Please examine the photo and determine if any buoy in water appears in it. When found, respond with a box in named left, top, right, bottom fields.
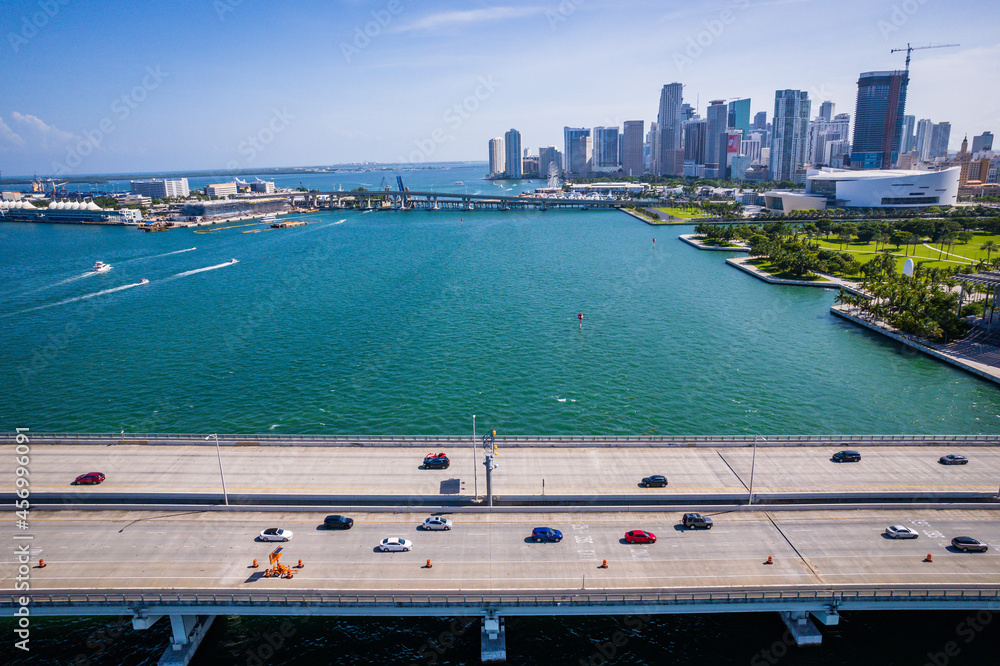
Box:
left=578, top=313, right=583, bottom=321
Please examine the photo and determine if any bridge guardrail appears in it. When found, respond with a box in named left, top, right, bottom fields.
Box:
left=6, top=587, right=999, bottom=611
left=4, top=432, right=1000, bottom=447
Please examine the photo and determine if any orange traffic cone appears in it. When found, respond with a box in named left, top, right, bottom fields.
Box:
left=425, top=559, right=433, bottom=568
left=297, top=559, right=304, bottom=568
left=38, top=559, right=46, bottom=568
left=924, top=553, right=933, bottom=562
left=599, top=559, right=608, bottom=569
left=251, top=559, right=258, bottom=568
left=765, top=556, right=773, bottom=565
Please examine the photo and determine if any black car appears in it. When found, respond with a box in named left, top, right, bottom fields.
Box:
left=832, top=450, right=861, bottom=462
left=640, top=475, right=668, bottom=488
left=324, top=515, right=354, bottom=530
left=422, top=456, right=450, bottom=469
left=939, top=454, right=969, bottom=465
left=952, top=536, right=988, bottom=552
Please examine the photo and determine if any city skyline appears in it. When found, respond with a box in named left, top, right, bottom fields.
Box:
left=0, top=0, right=997, bottom=176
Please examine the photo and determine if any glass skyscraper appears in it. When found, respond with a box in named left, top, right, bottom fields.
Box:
left=850, top=70, right=909, bottom=170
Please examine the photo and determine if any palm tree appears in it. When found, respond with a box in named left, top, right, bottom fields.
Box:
left=981, top=240, right=998, bottom=264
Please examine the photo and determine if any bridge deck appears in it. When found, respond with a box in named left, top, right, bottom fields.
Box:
left=5, top=509, right=999, bottom=596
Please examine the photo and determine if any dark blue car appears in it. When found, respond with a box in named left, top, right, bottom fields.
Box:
left=531, top=527, right=562, bottom=543
left=422, top=456, right=450, bottom=469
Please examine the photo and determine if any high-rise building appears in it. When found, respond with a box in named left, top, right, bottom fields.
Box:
left=850, top=70, right=909, bottom=170
left=972, top=131, right=994, bottom=154
left=753, top=111, right=767, bottom=130
left=622, top=120, right=644, bottom=176
left=915, top=118, right=934, bottom=162
left=538, top=146, right=561, bottom=180
left=817, top=101, right=835, bottom=122
left=930, top=122, right=951, bottom=159
left=728, top=98, right=751, bottom=136
left=742, top=132, right=764, bottom=164
left=129, top=178, right=190, bottom=198
left=901, top=115, right=916, bottom=153
left=646, top=122, right=657, bottom=172
left=575, top=135, right=593, bottom=176
left=705, top=100, right=729, bottom=171
left=683, top=119, right=707, bottom=166
left=656, top=82, right=684, bottom=176
left=563, top=127, right=590, bottom=176
left=769, top=89, right=810, bottom=181
left=488, top=137, right=505, bottom=177
left=682, top=103, right=695, bottom=121
left=504, top=129, right=522, bottom=178
left=806, top=113, right=850, bottom=165
left=592, top=126, right=621, bottom=172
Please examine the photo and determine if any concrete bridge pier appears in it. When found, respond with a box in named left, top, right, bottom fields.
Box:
left=481, top=610, right=507, bottom=663
left=132, top=613, right=216, bottom=665
left=779, top=610, right=823, bottom=646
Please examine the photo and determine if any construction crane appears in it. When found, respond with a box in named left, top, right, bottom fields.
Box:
left=890, top=43, right=959, bottom=71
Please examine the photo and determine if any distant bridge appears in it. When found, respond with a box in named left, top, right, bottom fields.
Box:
left=313, top=189, right=636, bottom=211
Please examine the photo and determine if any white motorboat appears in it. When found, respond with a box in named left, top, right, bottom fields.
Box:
left=230, top=258, right=239, bottom=264
left=93, top=261, right=112, bottom=273
left=137, top=278, right=149, bottom=285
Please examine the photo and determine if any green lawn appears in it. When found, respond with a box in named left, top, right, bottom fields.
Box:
left=654, top=207, right=709, bottom=220
left=811, top=232, right=1000, bottom=273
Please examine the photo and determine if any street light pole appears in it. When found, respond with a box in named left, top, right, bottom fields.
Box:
left=207, top=433, right=229, bottom=505
left=473, top=415, right=478, bottom=501
left=748, top=434, right=764, bottom=506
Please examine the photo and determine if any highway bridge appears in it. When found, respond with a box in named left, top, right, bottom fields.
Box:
left=3, top=433, right=999, bottom=664
left=314, top=189, right=636, bottom=211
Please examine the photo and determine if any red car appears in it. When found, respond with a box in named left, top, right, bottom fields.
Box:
left=424, top=452, right=447, bottom=462
left=75, top=472, right=106, bottom=485
left=625, top=530, right=656, bottom=544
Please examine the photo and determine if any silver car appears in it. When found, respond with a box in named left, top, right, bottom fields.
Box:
left=379, top=537, right=413, bottom=552
left=885, top=525, right=919, bottom=539
left=422, top=516, right=453, bottom=531
left=259, top=528, right=293, bottom=542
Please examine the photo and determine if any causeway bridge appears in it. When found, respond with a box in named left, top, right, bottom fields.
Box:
left=3, top=433, right=999, bottom=664
left=314, top=189, right=636, bottom=211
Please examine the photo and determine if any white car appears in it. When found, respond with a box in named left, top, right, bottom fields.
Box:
left=259, top=528, right=293, bottom=542
left=422, top=516, right=453, bottom=531
left=885, top=525, right=919, bottom=539
left=379, top=537, right=413, bottom=552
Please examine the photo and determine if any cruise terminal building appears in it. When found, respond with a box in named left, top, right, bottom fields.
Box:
left=764, top=166, right=960, bottom=212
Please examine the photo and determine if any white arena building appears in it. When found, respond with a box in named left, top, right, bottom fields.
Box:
left=764, top=167, right=960, bottom=212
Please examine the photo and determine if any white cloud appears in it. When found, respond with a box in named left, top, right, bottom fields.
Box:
left=393, top=6, right=547, bottom=33
left=10, top=111, right=78, bottom=148
left=0, top=116, right=26, bottom=148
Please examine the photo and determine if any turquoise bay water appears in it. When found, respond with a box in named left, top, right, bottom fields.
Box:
left=2, top=195, right=998, bottom=436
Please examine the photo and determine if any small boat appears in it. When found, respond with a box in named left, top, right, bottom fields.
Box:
left=230, top=258, right=239, bottom=264
left=93, top=261, right=112, bottom=273
left=137, top=278, right=149, bottom=285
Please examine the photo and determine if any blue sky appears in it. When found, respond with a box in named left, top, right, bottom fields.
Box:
left=1, top=0, right=996, bottom=176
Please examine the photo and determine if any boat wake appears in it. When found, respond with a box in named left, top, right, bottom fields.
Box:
left=127, top=247, right=196, bottom=262
left=12, top=282, right=144, bottom=315
left=164, top=260, right=238, bottom=281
